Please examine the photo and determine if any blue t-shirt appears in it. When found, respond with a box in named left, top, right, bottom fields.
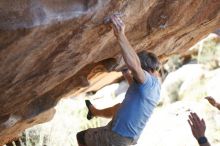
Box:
left=112, top=71, right=161, bottom=139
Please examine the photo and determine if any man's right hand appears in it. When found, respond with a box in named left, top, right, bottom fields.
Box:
left=110, top=15, right=125, bottom=39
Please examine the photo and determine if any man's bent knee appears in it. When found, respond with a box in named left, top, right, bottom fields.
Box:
left=76, top=130, right=87, bottom=146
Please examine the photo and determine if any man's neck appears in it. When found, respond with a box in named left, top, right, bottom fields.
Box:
left=149, top=71, right=159, bottom=77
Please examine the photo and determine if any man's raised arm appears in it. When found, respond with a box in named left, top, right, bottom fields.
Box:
left=110, top=15, right=146, bottom=84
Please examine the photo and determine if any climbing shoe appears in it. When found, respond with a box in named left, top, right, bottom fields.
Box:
left=85, top=100, right=94, bottom=120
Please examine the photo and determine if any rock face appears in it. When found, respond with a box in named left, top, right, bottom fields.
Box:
left=0, top=0, right=220, bottom=144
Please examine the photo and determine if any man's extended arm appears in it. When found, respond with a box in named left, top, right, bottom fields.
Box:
left=110, top=15, right=145, bottom=84
left=205, top=96, right=220, bottom=110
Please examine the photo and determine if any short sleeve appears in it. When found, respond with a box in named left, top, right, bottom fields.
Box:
left=138, top=70, right=153, bottom=86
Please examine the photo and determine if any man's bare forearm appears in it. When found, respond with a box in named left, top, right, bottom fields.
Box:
left=117, top=34, right=141, bottom=73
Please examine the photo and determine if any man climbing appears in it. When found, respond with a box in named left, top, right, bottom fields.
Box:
left=76, top=14, right=161, bottom=146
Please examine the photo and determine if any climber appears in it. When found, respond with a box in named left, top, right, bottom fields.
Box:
left=205, top=96, right=220, bottom=110
left=76, top=14, right=161, bottom=146
left=188, top=112, right=211, bottom=146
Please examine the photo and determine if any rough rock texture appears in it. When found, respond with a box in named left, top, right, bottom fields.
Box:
left=0, top=0, right=220, bottom=144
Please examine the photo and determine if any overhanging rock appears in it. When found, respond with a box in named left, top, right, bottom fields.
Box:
left=0, top=0, right=220, bottom=144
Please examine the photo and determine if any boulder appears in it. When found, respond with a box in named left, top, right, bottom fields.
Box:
left=0, top=0, right=220, bottom=144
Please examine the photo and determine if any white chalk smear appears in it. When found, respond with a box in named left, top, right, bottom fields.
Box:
left=1, top=0, right=111, bottom=29
left=2, top=114, right=22, bottom=128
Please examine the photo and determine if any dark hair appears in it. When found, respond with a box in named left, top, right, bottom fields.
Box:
left=137, top=50, right=160, bottom=72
